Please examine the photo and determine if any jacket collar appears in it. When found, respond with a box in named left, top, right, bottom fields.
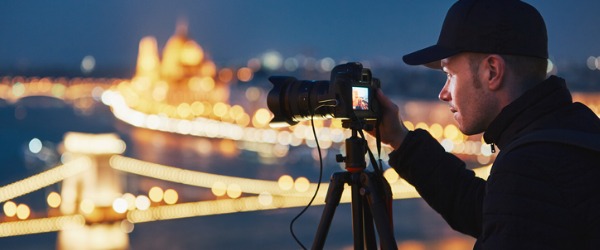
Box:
left=483, top=75, right=572, bottom=150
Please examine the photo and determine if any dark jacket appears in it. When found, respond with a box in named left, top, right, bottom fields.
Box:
left=389, top=76, right=600, bottom=249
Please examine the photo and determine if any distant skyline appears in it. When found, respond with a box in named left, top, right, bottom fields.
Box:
left=1, top=0, right=599, bottom=75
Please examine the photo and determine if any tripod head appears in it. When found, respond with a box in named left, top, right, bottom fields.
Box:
left=336, top=119, right=375, bottom=173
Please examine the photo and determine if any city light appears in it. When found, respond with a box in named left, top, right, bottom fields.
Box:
left=121, top=193, right=136, bottom=211
left=109, top=155, right=314, bottom=196
left=211, top=182, right=227, bottom=197
left=237, top=67, right=253, bottom=82
left=15, top=204, right=30, bottom=220
left=81, top=55, right=96, bottom=74
left=112, top=198, right=128, bottom=214
left=277, top=175, right=294, bottom=191
left=587, top=56, right=600, bottom=71
left=294, top=177, right=310, bottom=193
left=124, top=171, right=426, bottom=225
left=0, top=157, right=91, bottom=203
left=217, top=68, right=234, bottom=83
left=47, top=192, right=62, bottom=208
left=120, top=220, right=134, bottom=233
left=3, top=201, right=17, bottom=217
left=135, top=195, right=151, bottom=210
left=258, top=192, right=273, bottom=206
left=103, top=89, right=302, bottom=150
left=261, top=51, right=283, bottom=71
left=0, top=77, right=116, bottom=105
left=126, top=196, right=323, bottom=223
left=148, top=187, right=164, bottom=203
left=0, top=215, right=85, bottom=237
left=28, top=138, right=43, bottom=154
left=226, top=184, right=242, bottom=199
left=163, top=189, right=178, bottom=205
left=284, top=57, right=300, bottom=71
left=11, top=82, right=26, bottom=97
left=63, top=132, right=126, bottom=155
left=318, top=57, right=336, bottom=72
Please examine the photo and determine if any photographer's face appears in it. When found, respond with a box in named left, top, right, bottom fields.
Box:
left=439, top=53, right=495, bottom=135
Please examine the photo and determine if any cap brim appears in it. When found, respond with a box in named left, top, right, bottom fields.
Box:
left=402, top=45, right=460, bottom=69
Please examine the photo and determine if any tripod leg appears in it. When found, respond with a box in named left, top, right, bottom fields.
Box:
left=361, top=200, right=378, bottom=249
left=312, top=172, right=349, bottom=250
left=350, top=172, right=365, bottom=249
left=361, top=172, right=397, bottom=250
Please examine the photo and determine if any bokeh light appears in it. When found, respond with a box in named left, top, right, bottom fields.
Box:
left=47, top=192, right=61, bottom=208
left=278, top=175, right=294, bottom=191
left=113, top=198, right=128, bottom=214
left=135, top=195, right=151, bottom=210
left=258, top=192, right=273, bottom=206
left=3, top=201, right=17, bottom=217
left=163, top=189, right=178, bottom=204
left=237, top=67, right=253, bottom=82
left=28, top=138, right=42, bottom=154
left=149, top=187, right=164, bottom=203
left=227, top=184, right=242, bottom=199
left=81, top=55, right=96, bottom=74
left=294, top=177, right=310, bottom=192
left=16, top=204, right=30, bottom=220
left=212, top=181, right=227, bottom=197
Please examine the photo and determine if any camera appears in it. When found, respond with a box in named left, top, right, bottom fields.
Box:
left=267, top=62, right=381, bottom=127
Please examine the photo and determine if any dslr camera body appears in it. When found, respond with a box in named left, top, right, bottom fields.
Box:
left=267, top=62, right=381, bottom=127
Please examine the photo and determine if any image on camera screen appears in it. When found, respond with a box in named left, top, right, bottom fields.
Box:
left=352, top=87, right=369, bottom=111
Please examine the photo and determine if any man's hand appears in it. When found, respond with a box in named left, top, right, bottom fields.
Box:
left=370, top=89, right=409, bottom=150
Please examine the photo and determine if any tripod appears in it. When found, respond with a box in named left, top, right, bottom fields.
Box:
left=311, top=120, right=397, bottom=250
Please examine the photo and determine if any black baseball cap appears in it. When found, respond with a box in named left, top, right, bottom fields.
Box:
left=403, top=0, right=548, bottom=68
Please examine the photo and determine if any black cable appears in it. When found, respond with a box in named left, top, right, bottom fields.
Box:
left=289, top=105, right=331, bottom=250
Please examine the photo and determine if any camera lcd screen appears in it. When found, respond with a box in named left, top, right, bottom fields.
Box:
left=352, top=86, right=369, bottom=111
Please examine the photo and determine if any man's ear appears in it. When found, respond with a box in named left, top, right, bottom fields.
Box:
left=484, top=55, right=505, bottom=91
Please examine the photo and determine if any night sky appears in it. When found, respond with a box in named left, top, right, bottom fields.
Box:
left=1, top=0, right=599, bottom=74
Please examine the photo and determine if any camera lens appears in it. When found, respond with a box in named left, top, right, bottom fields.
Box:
left=267, top=76, right=335, bottom=127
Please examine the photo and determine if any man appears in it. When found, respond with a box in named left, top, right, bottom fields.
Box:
left=374, top=0, right=600, bottom=249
